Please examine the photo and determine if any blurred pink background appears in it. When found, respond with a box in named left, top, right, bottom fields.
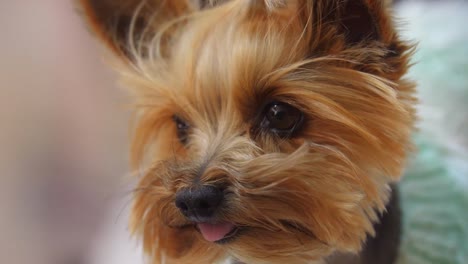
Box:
left=0, top=1, right=139, bottom=263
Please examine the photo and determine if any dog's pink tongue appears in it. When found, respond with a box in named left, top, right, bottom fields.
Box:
left=197, top=222, right=235, bottom=242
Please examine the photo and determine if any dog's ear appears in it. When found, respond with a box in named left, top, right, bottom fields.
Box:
left=261, top=0, right=407, bottom=75
left=253, top=0, right=397, bottom=47
left=321, top=0, right=411, bottom=76
left=297, top=0, right=396, bottom=47
left=334, top=0, right=394, bottom=45
left=77, top=0, right=194, bottom=61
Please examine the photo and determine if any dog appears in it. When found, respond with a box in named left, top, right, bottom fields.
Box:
left=79, top=0, right=416, bottom=263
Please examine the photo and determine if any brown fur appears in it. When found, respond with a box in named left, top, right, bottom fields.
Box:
left=78, top=0, right=416, bottom=263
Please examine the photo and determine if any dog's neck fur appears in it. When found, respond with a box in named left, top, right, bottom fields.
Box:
left=325, top=185, right=401, bottom=264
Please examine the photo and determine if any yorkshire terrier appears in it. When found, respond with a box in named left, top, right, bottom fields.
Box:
left=79, top=0, right=416, bottom=263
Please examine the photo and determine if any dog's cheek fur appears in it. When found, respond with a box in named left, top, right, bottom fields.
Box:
left=226, top=153, right=377, bottom=260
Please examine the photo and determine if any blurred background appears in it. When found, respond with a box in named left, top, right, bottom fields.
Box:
left=0, top=1, right=466, bottom=264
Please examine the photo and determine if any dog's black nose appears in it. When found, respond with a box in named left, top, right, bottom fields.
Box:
left=175, top=185, right=224, bottom=221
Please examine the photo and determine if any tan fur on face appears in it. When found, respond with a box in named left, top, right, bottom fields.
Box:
left=79, top=0, right=416, bottom=263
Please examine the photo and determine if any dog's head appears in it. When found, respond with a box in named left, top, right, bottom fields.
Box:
left=79, top=0, right=415, bottom=263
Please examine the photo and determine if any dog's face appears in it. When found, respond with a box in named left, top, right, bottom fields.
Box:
left=80, top=0, right=415, bottom=263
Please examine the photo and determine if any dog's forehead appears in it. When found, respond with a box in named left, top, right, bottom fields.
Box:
left=165, top=10, right=306, bottom=116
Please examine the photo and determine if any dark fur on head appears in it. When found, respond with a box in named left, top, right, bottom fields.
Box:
left=79, top=0, right=416, bottom=263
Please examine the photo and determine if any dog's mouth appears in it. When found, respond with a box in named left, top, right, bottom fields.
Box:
left=195, top=222, right=240, bottom=243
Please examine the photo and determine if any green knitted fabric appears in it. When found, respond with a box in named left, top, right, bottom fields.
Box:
left=398, top=136, right=468, bottom=264
left=396, top=2, right=468, bottom=263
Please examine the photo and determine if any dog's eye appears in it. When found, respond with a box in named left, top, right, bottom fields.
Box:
left=261, top=102, right=303, bottom=137
left=173, top=115, right=190, bottom=144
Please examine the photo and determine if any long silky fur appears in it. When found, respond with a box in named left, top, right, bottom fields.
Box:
left=78, top=0, right=416, bottom=263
